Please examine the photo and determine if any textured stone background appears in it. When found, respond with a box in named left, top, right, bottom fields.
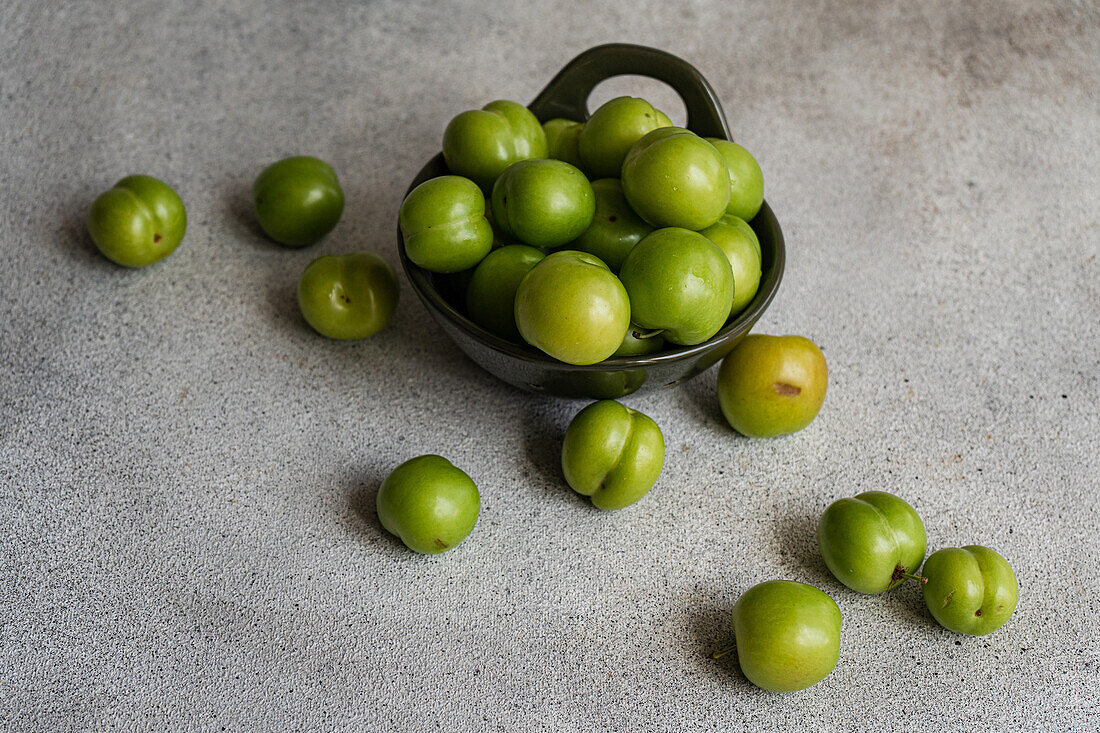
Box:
left=2, top=1, right=1098, bottom=730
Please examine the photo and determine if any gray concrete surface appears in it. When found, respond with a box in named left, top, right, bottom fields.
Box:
left=2, top=1, right=1098, bottom=730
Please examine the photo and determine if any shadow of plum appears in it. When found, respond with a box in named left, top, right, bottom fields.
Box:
left=682, top=588, right=753, bottom=688
left=345, top=468, right=406, bottom=551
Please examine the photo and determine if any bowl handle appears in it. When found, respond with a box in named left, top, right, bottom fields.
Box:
left=528, top=43, right=731, bottom=140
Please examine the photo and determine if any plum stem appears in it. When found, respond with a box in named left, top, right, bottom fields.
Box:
left=710, top=644, right=736, bottom=660
left=892, top=564, right=928, bottom=585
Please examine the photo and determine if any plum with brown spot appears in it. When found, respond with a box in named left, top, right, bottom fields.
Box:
left=920, top=545, right=1018, bottom=635
left=717, top=334, right=828, bottom=438
left=87, top=174, right=186, bottom=267
left=376, top=455, right=480, bottom=555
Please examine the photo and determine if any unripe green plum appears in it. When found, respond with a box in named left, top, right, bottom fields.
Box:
left=87, top=174, right=186, bottom=267
left=297, top=252, right=399, bottom=340
left=514, top=250, right=630, bottom=365
left=578, top=96, right=672, bottom=179
left=543, top=118, right=585, bottom=170
left=571, top=178, right=653, bottom=272
left=443, top=100, right=548, bottom=190
left=621, top=127, right=730, bottom=230
left=561, top=400, right=665, bottom=510
left=253, top=156, right=344, bottom=247
left=817, top=491, right=927, bottom=593
left=707, top=138, right=764, bottom=221
left=613, top=327, right=665, bottom=357
left=731, top=580, right=842, bottom=692
left=698, top=214, right=762, bottom=318
left=399, top=175, right=493, bottom=273
left=921, top=546, right=1018, bottom=635
left=717, top=335, right=828, bottom=437
left=376, top=455, right=480, bottom=555
left=618, top=227, right=733, bottom=346
left=725, top=213, right=761, bottom=260
left=491, top=159, right=595, bottom=250
left=465, top=244, right=545, bottom=341
left=482, top=194, right=511, bottom=247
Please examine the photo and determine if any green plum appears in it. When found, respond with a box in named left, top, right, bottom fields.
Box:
left=707, top=138, right=764, bottom=221
left=921, top=546, right=1018, bottom=635
left=253, top=156, right=344, bottom=247
left=297, top=252, right=399, bottom=340
left=491, top=160, right=595, bottom=250
left=399, top=175, right=493, bottom=273
left=727, top=213, right=761, bottom=260
left=482, top=194, right=511, bottom=247
left=442, top=100, right=548, bottom=190
left=514, top=250, right=630, bottom=365
left=621, top=127, right=730, bottom=230
left=613, top=327, right=665, bottom=357
left=465, top=245, right=545, bottom=341
left=717, top=335, right=828, bottom=438
left=818, top=491, right=927, bottom=593
left=561, top=400, right=665, bottom=510
left=543, top=118, right=585, bottom=170
left=571, top=178, right=653, bottom=272
left=618, top=228, right=733, bottom=346
left=87, top=175, right=186, bottom=267
left=578, top=96, right=672, bottom=179
left=376, top=455, right=480, bottom=555
left=730, top=580, right=842, bottom=692
left=698, top=214, right=762, bottom=318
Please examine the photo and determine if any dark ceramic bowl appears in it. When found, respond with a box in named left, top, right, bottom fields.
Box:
left=397, top=43, right=785, bottom=399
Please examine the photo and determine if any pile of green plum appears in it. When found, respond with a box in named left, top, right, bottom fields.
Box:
left=717, top=491, right=1019, bottom=693
left=252, top=156, right=402, bottom=340
left=83, top=83, right=1016, bottom=700
left=86, top=156, right=403, bottom=341
left=371, top=326, right=835, bottom=557
left=374, top=400, right=1017, bottom=696
left=399, top=96, right=767, bottom=364
left=375, top=398, right=668, bottom=557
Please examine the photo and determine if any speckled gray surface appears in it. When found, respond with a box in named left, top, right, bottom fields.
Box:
left=2, top=1, right=1099, bottom=730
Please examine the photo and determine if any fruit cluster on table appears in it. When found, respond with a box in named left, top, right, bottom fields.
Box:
left=400, top=96, right=767, bottom=365
left=722, top=492, right=1019, bottom=692
left=83, top=83, right=1017, bottom=697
